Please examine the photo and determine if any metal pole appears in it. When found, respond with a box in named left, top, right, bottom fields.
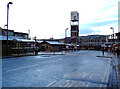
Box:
left=33, top=42, right=34, bottom=54
left=6, top=2, right=13, bottom=56
left=6, top=4, right=9, bottom=56
left=28, top=29, right=30, bottom=39
left=112, top=28, right=114, bottom=43
left=65, top=28, right=68, bottom=51
left=76, top=25, right=77, bottom=51
left=65, top=29, right=66, bottom=51
left=110, top=27, right=114, bottom=43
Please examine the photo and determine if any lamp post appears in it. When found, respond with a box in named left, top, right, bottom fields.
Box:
left=65, top=28, right=68, bottom=51
left=4, top=24, right=7, bottom=29
left=6, top=2, right=13, bottom=56
left=28, top=29, right=30, bottom=39
left=110, top=27, right=114, bottom=43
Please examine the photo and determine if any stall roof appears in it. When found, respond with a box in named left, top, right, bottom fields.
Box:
left=16, top=39, right=35, bottom=42
left=0, top=35, right=35, bottom=42
left=37, top=41, right=43, bottom=43
left=46, top=41, right=61, bottom=45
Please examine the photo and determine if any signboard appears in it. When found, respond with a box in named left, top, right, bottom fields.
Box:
left=71, top=11, right=79, bottom=21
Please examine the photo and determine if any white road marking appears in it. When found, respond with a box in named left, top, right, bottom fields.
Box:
left=46, top=81, right=57, bottom=87
left=64, top=74, right=69, bottom=77
left=52, top=59, right=63, bottom=62
left=82, top=73, right=87, bottom=78
left=6, top=64, right=39, bottom=72
left=89, top=75, right=93, bottom=79
left=44, top=59, right=63, bottom=64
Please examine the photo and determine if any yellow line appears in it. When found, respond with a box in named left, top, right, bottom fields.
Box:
left=84, top=82, right=91, bottom=89
left=100, top=60, right=110, bottom=89
left=86, top=82, right=90, bottom=87
left=63, top=80, right=70, bottom=87
left=66, top=80, right=70, bottom=82
left=106, top=62, right=110, bottom=82
left=102, top=60, right=109, bottom=82
left=99, top=84, right=103, bottom=89
left=68, top=80, right=76, bottom=87
left=64, top=80, right=70, bottom=87
left=75, top=82, right=81, bottom=87
left=64, top=82, right=70, bottom=87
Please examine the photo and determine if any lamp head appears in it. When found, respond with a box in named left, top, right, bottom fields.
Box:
left=9, top=2, right=13, bottom=4
left=66, top=28, right=68, bottom=30
left=110, top=27, right=114, bottom=29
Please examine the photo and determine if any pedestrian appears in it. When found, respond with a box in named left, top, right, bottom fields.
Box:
left=102, top=47, right=104, bottom=56
left=116, top=47, right=120, bottom=57
left=106, top=46, right=108, bottom=52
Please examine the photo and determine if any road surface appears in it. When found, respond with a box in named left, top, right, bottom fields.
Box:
left=2, top=50, right=112, bottom=88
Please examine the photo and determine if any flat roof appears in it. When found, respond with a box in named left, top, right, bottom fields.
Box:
left=0, top=35, right=34, bottom=42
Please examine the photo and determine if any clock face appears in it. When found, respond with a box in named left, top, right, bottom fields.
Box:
left=71, top=11, right=79, bottom=21
left=74, top=16, right=77, bottom=20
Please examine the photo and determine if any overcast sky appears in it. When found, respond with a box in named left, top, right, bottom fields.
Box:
left=0, top=0, right=118, bottom=39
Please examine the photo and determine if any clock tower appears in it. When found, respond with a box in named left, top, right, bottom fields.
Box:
left=71, top=11, right=79, bottom=45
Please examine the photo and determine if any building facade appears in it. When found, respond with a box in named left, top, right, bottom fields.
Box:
left=79, top=35, right=108, bottom=50
left=2, top=28, right=28, bottom=39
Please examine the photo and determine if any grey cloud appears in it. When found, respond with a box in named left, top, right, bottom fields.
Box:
left=79, top=19, right=117, bottom=34
left=80, top=29, right=95, bottom=34
left=83, top=19, right=117, bottom=27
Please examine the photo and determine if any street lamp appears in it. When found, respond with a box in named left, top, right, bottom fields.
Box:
left=4, top=24, right=7, bottom=29
left=6, top=2, right=13, bottom=56
left=110, top=27, right=114, bottom=43
left=65, top=28, right=68, bottom=51
left=28, top=29, right=30, bottom=39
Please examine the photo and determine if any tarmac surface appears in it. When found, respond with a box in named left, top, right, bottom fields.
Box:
left=1, top=50, right=120, bottom=88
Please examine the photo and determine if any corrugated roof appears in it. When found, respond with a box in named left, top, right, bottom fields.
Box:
left=16, top=39, right=35, bottom=42
left=0, top=35, right=35, bottom=42
left=46, top=41, right=61, bottom=45
left=37, top=41, right=43, bottom=43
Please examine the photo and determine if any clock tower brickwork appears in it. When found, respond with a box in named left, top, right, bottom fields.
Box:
left=70, top=11, right=79, bottom=45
